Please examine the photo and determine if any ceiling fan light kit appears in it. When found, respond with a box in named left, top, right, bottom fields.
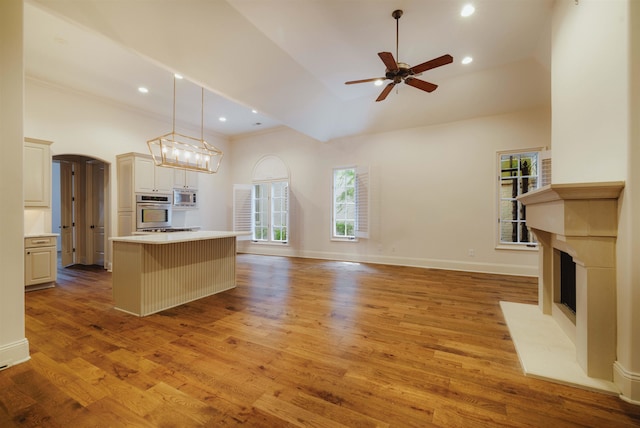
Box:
left=345, top=9, right=453, bottom=102
left=147, top=76, right=223, bottom=174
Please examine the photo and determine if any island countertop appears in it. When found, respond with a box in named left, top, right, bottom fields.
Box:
left=110, top=230, right=248, bottom=244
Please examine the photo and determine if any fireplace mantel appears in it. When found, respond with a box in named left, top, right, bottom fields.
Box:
left=518, top=181, right=624, bottom=239
left=518, top=181, right=625, bottom=205
left=518, top=181, right=624, bottom=381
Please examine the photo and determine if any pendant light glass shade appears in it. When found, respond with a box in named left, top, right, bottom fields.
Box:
left=147, top=77, right=223, bottom=174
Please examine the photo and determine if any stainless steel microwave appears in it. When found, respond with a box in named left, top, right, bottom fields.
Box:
left=173, top=189, right=198, bottom=209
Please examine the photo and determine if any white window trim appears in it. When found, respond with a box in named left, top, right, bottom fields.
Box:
left=495, top=148, right=544, bottom=251
left=234, top=155, right=291, bottom=245
left=252, top=180, right=290, bottom=245
left=331, top=165, right=369, bottom=242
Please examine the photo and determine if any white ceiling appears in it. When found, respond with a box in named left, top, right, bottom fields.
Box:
left=25, top=0, right=553, bottom=142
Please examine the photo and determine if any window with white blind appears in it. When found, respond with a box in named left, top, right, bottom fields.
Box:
left=497, top=150, right=540, bottom=246
left=332, top=166, right=369, bottom=240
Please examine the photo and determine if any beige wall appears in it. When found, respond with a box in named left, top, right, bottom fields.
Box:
left=231, top=107, right=549, bottom=276
left=25, top=79, right=233, bottom=266
left=0, top=0, right=29, bottom=368
left=551, top=0, right=629, bottom=183
left=552, top=0, right=640, bottom=401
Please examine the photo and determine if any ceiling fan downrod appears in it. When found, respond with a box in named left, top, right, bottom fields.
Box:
left=392, top=9, right=403, bottom=63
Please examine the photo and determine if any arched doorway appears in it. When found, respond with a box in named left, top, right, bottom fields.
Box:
left=52, top=154, right=110, bottom=269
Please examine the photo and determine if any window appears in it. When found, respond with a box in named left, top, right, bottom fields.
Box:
left=253, top=183, right=269, bottom=240
left=333, top=168, right=356, bottom=238
left=253, top=181, right=288, bottom=243
left=233, top=155, right=290, bottom=244
left=270, top=181, right=288, bottom=242
left=332, top=166, right=369, bottom=240
left=498, top=150, right=539, bottom=246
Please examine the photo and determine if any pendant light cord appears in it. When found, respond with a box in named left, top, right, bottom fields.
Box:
left=201, top=88, right=204, bottom=141
left=172, top=75, right=176, bottom=133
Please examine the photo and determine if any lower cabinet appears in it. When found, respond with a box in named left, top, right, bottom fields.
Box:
left=25, top=236, right=57, bottom=289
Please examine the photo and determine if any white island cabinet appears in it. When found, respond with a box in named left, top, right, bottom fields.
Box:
left=110, top=231, right=247, bottom=316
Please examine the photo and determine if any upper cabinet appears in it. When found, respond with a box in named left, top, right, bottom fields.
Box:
left=24, top=138, right=52, bottom=207
left=132, top=154, right=174, bottom=194
left=173, top=169, right=198, bottom=189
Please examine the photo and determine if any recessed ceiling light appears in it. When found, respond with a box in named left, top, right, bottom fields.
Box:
left=461, top=4, right=475, bottom=17
left=374, top=79, right=384, bottom=86
left=218, top=117, right=227, bottom=122
left=251, top=109, right=258, bottom=114
left=138, top=87, right=149, bottom=94
left=174, top=73, right=183, bottom=79
left=462, top=56, right=473, bottom=65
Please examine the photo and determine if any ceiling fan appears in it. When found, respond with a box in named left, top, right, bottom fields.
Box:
left=345, top=9, right=453, bottom=102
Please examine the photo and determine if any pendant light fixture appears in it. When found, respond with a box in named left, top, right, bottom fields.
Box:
left=147, top=75, right=223, bottom=174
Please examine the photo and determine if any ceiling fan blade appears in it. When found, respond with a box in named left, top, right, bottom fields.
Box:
left=345, top=77, right=386, bottom=85
left=376, top=82, right=395, bottom=102
left=410, top=54, right=453, bottom=75
left=378, top=52, right=398, bottom=72
left=405, top=77, right=438, bottom=93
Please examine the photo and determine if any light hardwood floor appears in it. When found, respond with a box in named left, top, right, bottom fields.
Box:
left=1, top=254, right=639, bottom=427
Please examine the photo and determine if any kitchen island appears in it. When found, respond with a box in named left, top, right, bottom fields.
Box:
left=110, top=231, right=246, bottom=316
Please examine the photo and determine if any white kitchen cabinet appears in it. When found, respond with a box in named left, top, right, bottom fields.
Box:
left=173, top=169, right=198, bottom=189
left=25, top=235, right=57, bottom=289
left=116, top=153, right=174, bottom=236
left=24, top=138, right=52, bottom=207
left=134, top=155, right=173, bottom=194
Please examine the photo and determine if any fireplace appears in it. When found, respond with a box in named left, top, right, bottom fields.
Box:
left=518, top=181, right=624, bottom=381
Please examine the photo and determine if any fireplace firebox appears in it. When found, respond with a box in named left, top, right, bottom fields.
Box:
left=559, top=250, right=576, bottom=314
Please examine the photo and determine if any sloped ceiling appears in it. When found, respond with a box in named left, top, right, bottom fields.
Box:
left=27, top=0, right=552, bottom=142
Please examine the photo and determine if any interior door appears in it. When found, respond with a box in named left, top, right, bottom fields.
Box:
left=60, top=160, right=74, bottom=267
left=88, top=161, right=105, bottom=266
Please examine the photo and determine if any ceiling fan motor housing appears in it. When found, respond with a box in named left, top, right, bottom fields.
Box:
left=386, top=62, right=412, bottom=83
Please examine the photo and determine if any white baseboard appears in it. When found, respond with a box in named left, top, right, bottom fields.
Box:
left=614, top=361, right=640, bottom=405
left=0, top=338, right=30, bottom=370
left=237, top=247, right=537, bottom=277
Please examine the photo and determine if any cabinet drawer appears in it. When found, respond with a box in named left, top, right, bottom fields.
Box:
left=25, top=236, right=56, bottom=248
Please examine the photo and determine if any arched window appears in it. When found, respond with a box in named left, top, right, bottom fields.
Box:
left=234, top=155, right=289, bottom=244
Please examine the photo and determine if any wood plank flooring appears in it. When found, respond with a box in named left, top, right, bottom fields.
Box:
left=1, top=254, right=640, bottom=427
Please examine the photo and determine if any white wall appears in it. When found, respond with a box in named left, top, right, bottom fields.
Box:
left=551, top=0, right=629, bottom=183
left=0, top=0, right=29, bottom=368
left=25, top=79, right=233, bottom=266
left=231, top=107, right=549, bottom=276
left=552, top=0, right=640, bottom=402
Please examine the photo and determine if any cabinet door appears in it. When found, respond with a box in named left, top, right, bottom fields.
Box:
left=185, top=170, right=199, bottom=189
left=154, top=166, right=174, bottom=194
left=117, top=156, right=134, bottom=211
left=173, top=169, right=199, bottom=189
left=118, top=211, right=134, bottom=236
left=25, top=246, right=56, bottom=286
left=24, top=141, right=51, bottom=207
left=173, top=169, right=186, bottom=188
left=134, top=156, right=156, bottom=193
